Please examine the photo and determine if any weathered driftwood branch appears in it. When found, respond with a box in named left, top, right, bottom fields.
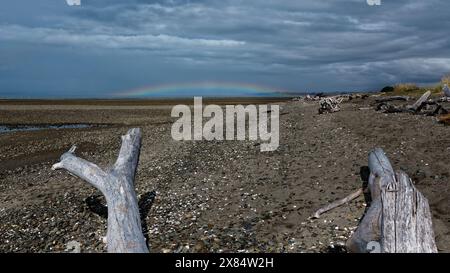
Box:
left=376, top=103, right=405, bottom=113
left=52, top=128, right=149, bottom=253
left=312, top=188, right=363, bottom=219
left=407, top=90, right=431, bottom=112
left=313, top=148, right=438, bottom=252
left=375, top=96, right=410, bottom=103
left=346, top=148, right=437, bottom=253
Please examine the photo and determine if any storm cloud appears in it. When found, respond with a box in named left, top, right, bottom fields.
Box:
left=0, top=0, right=449, bottom=98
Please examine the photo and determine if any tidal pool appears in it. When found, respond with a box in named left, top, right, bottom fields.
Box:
left=0, top=124, right=96, bottom=134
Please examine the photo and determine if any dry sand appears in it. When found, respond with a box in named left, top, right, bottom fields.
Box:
left=0, top=96, right=448, bottom=252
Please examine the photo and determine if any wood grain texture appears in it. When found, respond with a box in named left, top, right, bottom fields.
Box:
left=381, top=171, right=437, bottom=253
left=53, top=128, right=149, bottom=253
left=347, top=148, right=437, bottom=253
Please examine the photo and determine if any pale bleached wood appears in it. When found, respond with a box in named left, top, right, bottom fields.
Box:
left=312, top=188, right=363, bottom=219
left=346, top=148, right=396, bottom=252
left=52, top=128, right=149, bottom=253
left=346, top=148, right=437, bottom=253
left=318, top=97, right=341, bottom=114
left=346, top=199, right=382, bottom=253
left=407, top=90, right=431, bottom=112
left=311, top=148, right=393, bottom=220
left=367, top=148, right=396, bottom=200
left=381, top=171, right=437, bottom=253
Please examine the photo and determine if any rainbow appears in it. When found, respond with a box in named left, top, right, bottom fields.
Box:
left=112, top=82, right=296, bottom=98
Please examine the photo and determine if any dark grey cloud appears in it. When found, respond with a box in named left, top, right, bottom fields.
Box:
left=0, top=0, right=450, bottom=98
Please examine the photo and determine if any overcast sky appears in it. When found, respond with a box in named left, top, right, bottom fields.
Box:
left=0, top=0, right=449, bottom=98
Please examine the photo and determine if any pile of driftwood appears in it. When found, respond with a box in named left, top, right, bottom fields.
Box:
left=291, top=94, right=324, bottom=102
left=319, top=97, right=343, bottom=114
left=292, top=93, right=368, bottom=115
left=313, top=148, right=437, bottom=253
left=375, top=90, right=449, bottom=117
left=317, top=94, right=369, bottom=114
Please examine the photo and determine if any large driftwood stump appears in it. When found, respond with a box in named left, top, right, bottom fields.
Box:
left=346, top=148, right=437, bottom=253
left=52, top=128, right=149, bottom=253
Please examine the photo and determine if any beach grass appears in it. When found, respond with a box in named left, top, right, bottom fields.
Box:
left=382, top=74, right=449, bottom=97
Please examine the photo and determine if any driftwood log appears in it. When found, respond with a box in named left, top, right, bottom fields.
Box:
left=313, top=148, right=437, bottom=253
left=407, top=90, right=431, bottom=111
left=376, top=90, right=448, bottom=116
left=375, top=96, right=410, bottom=103
left=52, top=128, right=149, bottom=253
left=376, top=91, right=431, bottom=114
left=347, top=148, right=437, bottom=253
left=376, top=103, right=404, bottom=113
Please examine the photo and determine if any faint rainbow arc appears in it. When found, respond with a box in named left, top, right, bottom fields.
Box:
left=112, top=82, right=295, bottom=98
